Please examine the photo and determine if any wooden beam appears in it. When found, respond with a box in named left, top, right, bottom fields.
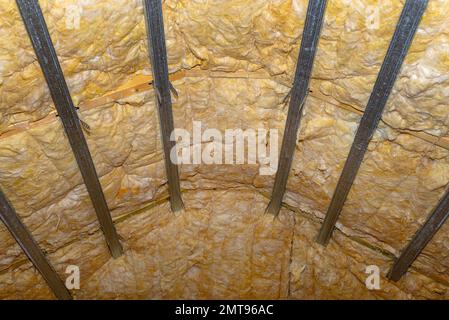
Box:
left=3, top=69, right=449, bottom=153
left=265, top=0, right=327, bottom=216
left=0, top=188, right=72, bottom=300
left=16, top=0, right=123, bottom=258
left=388, top=189, right=449, bottom=281
left=316, top=0, right=428, bottom=246
left=143, top=0, right=184, bottom=212
left=79, top=72, right=186, bottom=110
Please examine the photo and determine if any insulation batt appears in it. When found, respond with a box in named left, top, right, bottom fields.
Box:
left=0, top=0, right=449, bottom=299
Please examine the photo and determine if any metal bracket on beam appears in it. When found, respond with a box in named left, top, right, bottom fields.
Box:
left=388, top=189, right=449, bottom=281
left=265, top=0, right=327, bottom=216
left=316, top=0, right=428, bottom=246
left=0, top=188, right=72, bottom=300
left=143, top=0, right=184, bottom=212
left=16, top=0, right=123, bottom=258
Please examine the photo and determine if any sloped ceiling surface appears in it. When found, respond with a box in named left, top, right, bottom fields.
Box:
left=1, top=0, right=449, bottom=299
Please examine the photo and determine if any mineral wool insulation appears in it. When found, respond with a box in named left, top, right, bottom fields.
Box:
left=1, top=0, right=449, bottom=299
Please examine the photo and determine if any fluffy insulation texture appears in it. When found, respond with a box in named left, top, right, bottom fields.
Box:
left=1, top=0, right=449, bottom=299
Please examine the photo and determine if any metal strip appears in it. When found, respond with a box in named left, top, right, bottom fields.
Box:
left=388, top=189, right=449, bottom=281
left=0, top=188, right=72, bottom=300
left=316, top=0, right=428, bottom=246
left=143, top=0, right=184, bottom=212
left=16, top=0, right=123, bottom=258
left=265, top=0, right=327, bottom=216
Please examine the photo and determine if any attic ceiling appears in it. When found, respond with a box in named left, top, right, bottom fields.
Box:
left=1, top=0, right=449, bottom=299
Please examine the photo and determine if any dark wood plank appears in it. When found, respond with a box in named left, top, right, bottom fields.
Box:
left=388, top=189, right=449, bottom=281
left=16, top=0, right=123, bottom=258
left=316, top=0, right=428, bottom=246
left=265, top=0, right=327, bottom=216
left=143, top=0, right=184, bottom=212
left=0, top=188, right=72, bottom=300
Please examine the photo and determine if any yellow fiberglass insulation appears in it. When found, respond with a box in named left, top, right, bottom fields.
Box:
left=1, top=0, right=449, bottom=299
